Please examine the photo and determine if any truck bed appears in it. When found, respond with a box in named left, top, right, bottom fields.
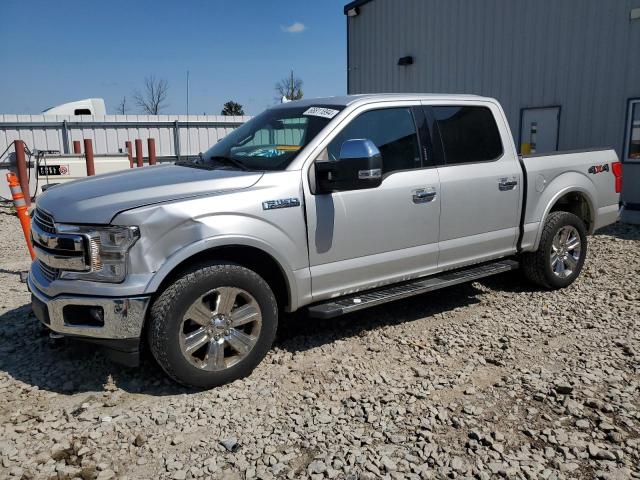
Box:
left=518, top=148, right=620, bottom=251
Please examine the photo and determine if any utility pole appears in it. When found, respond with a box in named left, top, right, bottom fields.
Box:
left=186, top=70, right=191, bottom=158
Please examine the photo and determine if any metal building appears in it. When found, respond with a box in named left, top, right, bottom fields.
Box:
left=345, top=0, right=640, bottom=158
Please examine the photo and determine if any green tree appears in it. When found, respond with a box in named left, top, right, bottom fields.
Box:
left=275, top=70, right=303, bottom=101
left=221, top=100, right=245, bottom=116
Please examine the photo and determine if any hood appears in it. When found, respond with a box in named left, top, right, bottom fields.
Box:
left=37, top=164, right=263, bottom=224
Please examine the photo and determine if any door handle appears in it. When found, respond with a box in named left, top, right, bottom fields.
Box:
left=498, top=177, right=518, bottom=191
left=412, top=188, right=437, bottom=203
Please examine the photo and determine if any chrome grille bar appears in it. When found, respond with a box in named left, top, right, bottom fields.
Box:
left=38, top=261, right=59, bottom=282
left=30, top=208, right=89, bottom=275
left=33, top=208, right=56, bottom=234
left=33, top=244, right=89, bottom=271
left=31, top=221, right=85, bottom=253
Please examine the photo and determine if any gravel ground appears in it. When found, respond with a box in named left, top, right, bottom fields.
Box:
left=0, top=202, right=638, bottom=480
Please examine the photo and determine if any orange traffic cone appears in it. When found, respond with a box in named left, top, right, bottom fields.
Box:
left=6, top=172, right=35, bottom=260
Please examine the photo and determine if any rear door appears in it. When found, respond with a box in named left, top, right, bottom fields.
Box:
left=303, top=104, right=441, bottom=300
left=423, top=101, right=521, bottom=269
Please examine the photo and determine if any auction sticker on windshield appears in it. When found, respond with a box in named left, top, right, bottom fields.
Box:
left=303, top=107, right=340, bottom=119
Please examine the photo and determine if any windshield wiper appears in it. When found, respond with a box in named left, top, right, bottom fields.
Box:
left=209, top=156, right=249, bottom=171
left=175, top=159, right=214, bottom=170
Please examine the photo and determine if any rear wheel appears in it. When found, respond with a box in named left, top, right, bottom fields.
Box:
left=148, top=263, right=278, bottom=389
left=522, top=211, right=587, bottom=289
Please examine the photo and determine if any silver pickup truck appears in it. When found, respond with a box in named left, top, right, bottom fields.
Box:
left=28, top=94, right=621, bottom=388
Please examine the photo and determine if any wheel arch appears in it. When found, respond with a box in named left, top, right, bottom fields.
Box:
left=549, top=190, right=594, bottom=230
left=533, top=185, right=596, bottom=250
left=145, top=238, right=299, bottom=312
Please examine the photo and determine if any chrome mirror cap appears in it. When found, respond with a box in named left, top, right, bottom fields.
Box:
left=339, top=138, right=381, bottom=160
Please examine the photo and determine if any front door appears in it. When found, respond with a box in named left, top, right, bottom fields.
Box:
left=426, top=103, right=521, bottom=269
left=304, top=105, right=441, bottom=300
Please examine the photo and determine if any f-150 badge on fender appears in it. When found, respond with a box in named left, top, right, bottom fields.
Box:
left=262, top=198, right=301, bottom=210
left=588, top=164, right=610, bottom=174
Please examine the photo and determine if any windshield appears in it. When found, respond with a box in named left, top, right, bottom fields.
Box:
left=197, top=105, right=344, bottom=171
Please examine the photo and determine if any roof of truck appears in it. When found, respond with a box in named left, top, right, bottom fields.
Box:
left=270, top=93, right=492, bottom=109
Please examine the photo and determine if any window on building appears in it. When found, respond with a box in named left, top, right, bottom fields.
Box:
left=626, top=100, right=640, bottom=161
left=432, top=106, right=503, bottom=165
left=324, top=107, right=421, bottom=174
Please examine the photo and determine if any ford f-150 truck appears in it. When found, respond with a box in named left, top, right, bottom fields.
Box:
left=28, top=94, right=622, bottom=388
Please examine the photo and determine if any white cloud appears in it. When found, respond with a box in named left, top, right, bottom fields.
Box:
left=281, top=22, right=306, bottom=34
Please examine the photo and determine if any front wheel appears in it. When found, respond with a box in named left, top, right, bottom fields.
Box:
left=148, top=263, right=278, bottom=389
left=521, top=211, right=588, bottom=289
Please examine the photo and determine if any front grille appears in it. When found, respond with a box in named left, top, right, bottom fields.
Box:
left=32, top=207, right=89, bottom=274
left=38, top=260, right=59, bottom=282
left=34, top=208, right=56, bottom=234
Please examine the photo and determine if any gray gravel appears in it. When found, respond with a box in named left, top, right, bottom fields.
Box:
left=0, top=202, right=638, bottom=479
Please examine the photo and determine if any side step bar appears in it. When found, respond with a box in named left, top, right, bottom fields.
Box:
left=308, top=259, right=519, bottom=319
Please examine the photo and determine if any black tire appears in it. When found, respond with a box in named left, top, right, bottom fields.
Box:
left=148, top=262, right=278, bottom=389
left=521, top=211, right=588, bottom=289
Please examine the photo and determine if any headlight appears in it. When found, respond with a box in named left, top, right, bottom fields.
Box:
left=57, top=225, right=139, bottom=283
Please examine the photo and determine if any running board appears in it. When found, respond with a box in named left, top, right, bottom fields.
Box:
left=307, top=259, right=519, bottom=319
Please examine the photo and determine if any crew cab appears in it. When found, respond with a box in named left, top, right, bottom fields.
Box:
left=28, top=94, right=621, bottom=388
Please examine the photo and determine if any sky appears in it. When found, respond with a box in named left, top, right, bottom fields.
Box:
left=0, top=0, right=348, bottom=116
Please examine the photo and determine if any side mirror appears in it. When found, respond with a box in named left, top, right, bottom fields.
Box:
left=315, top=139, right=383, bottom=193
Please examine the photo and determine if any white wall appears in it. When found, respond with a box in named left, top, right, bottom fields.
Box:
left=0, top=114, right=249, bottom=161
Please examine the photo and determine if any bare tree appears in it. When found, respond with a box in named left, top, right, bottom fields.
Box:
left=116, top=96, right=129, bottom=115
left=275, top=70, right=303, bottom=101
left=133, top=76, right=169, bottom=114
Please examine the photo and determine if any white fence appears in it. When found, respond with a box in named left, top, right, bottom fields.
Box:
left=0, top=114, right=250, bottom=162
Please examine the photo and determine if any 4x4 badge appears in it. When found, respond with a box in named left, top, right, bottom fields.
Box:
left=588, top=164, right=609, bottom=174
left=262, top=198, right=301, bottom=210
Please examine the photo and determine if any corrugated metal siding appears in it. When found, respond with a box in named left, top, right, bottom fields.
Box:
left=348, top=0, right=640, bottom=155
left=0, top=114, right=249, bottom=162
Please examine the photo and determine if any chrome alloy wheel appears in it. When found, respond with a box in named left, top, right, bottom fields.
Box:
left=550, top=225, right=582, bottom=279
left=179, top=287, right=262, bottom=371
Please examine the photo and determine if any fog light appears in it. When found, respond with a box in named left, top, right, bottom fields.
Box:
left=89, top=307, right=104, bottom=325
left=63, top=305, right=105, bottom=327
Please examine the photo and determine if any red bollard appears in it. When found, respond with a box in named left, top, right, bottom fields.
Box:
left=148, top=138, right=157, bottom=166
left=73, top=140, right=82, bottom=154
left=125, top=141, right=133, bottom=168
left=13, top=140, right=31, bottom=207
left=84, top=139, right=95, bottom=176
left=135, top=139, right=143, bottom=167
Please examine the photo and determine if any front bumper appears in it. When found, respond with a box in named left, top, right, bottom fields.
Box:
left=27, top=274, right=151, bottom=340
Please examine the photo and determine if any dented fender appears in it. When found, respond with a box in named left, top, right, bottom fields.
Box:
left=113, top=171, right=311, bottom=310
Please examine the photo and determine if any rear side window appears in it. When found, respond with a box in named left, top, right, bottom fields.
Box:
left=432, top=106, right=503, bottom=165
left=326, top=107, right=421, bottom=174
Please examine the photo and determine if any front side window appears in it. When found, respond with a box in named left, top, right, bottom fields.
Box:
left=323, top=107, right=421, bottom=174
left=197, top=105, right=344, bottom=171
left=432, top=106, right=503, bottom=165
